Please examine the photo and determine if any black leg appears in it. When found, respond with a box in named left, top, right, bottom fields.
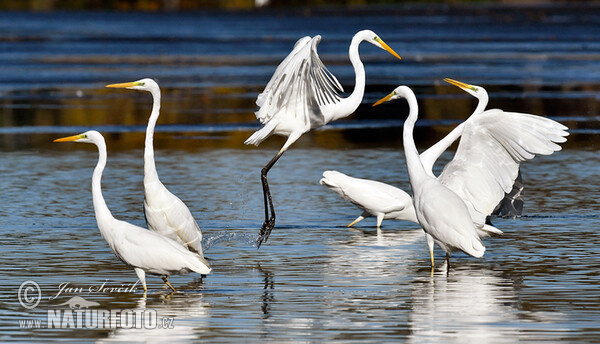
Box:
left=257, top=151, right=284, bottom=248
left=445, top=253, right=451, bottom=274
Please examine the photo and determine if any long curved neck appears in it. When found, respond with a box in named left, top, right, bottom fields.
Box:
left=91, top=139, right=114, bottom=233
left=144, top=88, right=161, bottom=185
left=402, top=92, right=428, bottom=187
left=419, top=122, right=465, bottom=176
left=333, top=35, right=366, bottom=122
left=474, top=91, right=489, bottom=115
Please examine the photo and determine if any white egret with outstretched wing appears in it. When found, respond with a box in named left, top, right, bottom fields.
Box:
left=371, top=85, right=567, bottom=267
left=245, top=29, right=401, bottom=247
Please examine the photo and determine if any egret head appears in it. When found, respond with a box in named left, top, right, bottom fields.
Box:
left=53, top=130, right=103, bottom=144
left=372, top=85, right=412, bottom=107
left=444, top=78, right=487, bottom=100
left=357, top=30, right=401, bottom=60
left=106, top=78, right=158, bottom=92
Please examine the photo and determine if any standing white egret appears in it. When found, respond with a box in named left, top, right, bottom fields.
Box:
left=54, top=131, right=211, bottom=292
left=106, top=79, right=205, bottom=258
left=245, top=29, right=402, bottom=246
left=373, top=85, right=568, bottom=267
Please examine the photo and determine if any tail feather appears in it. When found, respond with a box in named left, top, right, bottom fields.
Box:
left=477, top=224, right=503, bottom=237
left=245, top=120, right=276, bottom=146
left=187, top=254, right=211, bottom=275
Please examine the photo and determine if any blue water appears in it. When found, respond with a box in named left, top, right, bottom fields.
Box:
left=0, top=4, right=599, bottom=343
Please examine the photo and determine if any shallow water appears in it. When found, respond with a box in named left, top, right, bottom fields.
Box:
left=1, top=4, right=599, bottom=343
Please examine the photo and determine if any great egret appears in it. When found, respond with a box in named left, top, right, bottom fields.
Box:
left=443, top=78, right=524, bottom=218
left=54, top=131, right=211, bottom=292
left=245, top=29, right=401, bottom=247
left=373, top=85, right=568, bottom=267
left=320, top=170, right=418, bottom=228
left=106, top=79, right=205, bottom=258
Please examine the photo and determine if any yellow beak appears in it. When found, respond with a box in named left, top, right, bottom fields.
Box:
left=53, top=134, right=84, bottom=142
left=443, top=78, right=472, bottom=91
left=375, top=37, right=401, bottom=60
left=106, top=81, right=139, bottom=88
left=372, top=91, right=395, bottom=107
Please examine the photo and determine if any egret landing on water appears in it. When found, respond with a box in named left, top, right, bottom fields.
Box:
left=371, top=84, right=568, bottom=268
left=245, top=29, right=402, bottom=247
left=106, top=79, right=206, bottom=259
left=54, top=131, right=211, bottom=293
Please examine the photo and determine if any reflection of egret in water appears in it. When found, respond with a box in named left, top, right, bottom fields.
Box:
left=98, top=290, right=210, bottom=343
left=317, top=228, right=424, bottom=332
left=408, top=264, right=522, bottom=343
left=257, top=264, right=274, bottom=318
left=325, top=228, right=425, bottom=280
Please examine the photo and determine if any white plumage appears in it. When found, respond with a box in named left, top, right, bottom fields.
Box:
left=364, top=83, right=568, bottom=266
left=320, top=170, right=418, bottom=228
left=106, top=79, right=205, bottom=257
left=54, top=131, right=211, bottom=292
left=245, top=30, right=402, bottom=247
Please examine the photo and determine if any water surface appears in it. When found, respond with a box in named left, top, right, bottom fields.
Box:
left=1, top=4, right=599, bottom=343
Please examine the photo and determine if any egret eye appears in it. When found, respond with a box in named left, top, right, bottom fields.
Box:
left=138, top=82, right=145, bottom=86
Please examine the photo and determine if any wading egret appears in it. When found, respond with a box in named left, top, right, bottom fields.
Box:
left=106, top=79, right=205, bottom=258
left=320, top=170, right=418, bottom=228
left=54, top=131, right=211, bottom=292
left=245, top=29, right=401, bottom=247
left=373, top=85, right=568, bottom=267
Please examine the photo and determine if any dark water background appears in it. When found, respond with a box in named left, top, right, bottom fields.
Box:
left=0, top=4, right=599, bottom=343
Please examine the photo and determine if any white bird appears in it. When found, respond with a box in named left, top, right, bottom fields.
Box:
left=54, top=131, right=211, bottom=292
left=245, top=29, right=402, bottom=246
left=319, top=78, right=508, bottom=230
left=106, top=79, right=205, bottom=258
left=319, top=170, right=418, bottom=228
left=373, top=85, right=568, bottom=267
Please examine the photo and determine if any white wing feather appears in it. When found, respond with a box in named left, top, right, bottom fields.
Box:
left=438, top=109, right=568, bottom=226
left=106, top=220, right=210, bottom=276
left=144, top=182, right=204, bottom=257
left=254, top=35, right=344, bottom=128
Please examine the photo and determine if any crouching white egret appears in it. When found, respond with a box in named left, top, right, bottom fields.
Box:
left=106, top=79, right=206, bottom=258
left=245, top=29, right=402, bottom=247
left=320, top=170, right=418, bottom=228
left=54, top=131, right=211, bottom=292
left=373, top=85, right=568, bottom=267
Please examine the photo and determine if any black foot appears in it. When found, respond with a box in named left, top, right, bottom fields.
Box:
left=257, top=217, right=275, bottom=248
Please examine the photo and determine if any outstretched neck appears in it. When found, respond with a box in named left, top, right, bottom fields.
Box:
left=333, top=35, right=366, bottom=122
left=144, top=88, right=161, bottom=185
left=402, top=92, right=428, bottom=186
left=91, top=139, right=115, bottom=235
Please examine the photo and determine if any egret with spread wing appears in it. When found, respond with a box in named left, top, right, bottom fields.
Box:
left=245, top=30, right=401, bottom=247
left=54, top=131, right=211, bottom=292
left=373, top=86, right=568, bottom=267
left=442, top=78, right=524, bottom=218
left=106, top=79, right=205, bottom=258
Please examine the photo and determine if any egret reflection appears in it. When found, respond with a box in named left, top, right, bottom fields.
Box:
left=408, top=265, right=521, bottom=343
